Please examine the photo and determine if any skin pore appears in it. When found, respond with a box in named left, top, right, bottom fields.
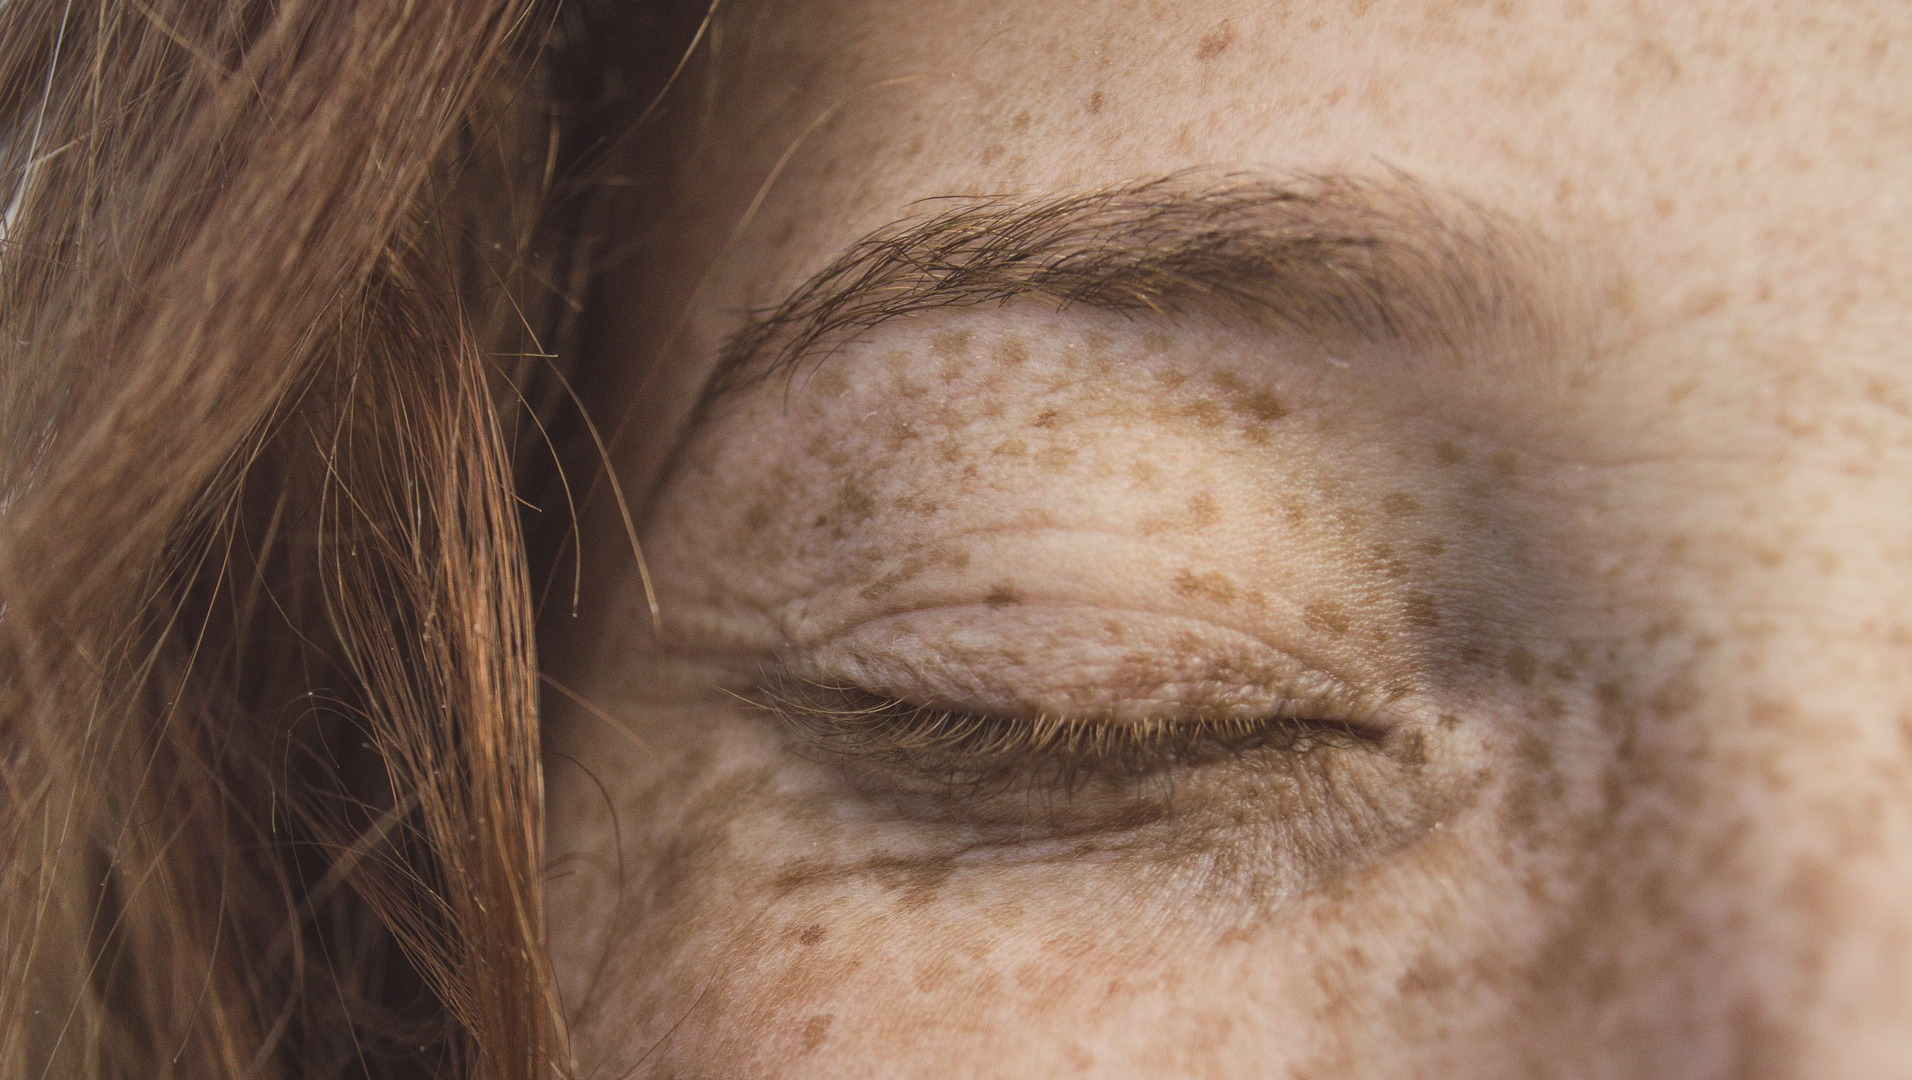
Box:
left=542, top=1, right=1912, bottom=1076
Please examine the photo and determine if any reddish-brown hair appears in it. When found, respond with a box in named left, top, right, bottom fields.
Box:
left=0, top=1, right=675, bottom=1075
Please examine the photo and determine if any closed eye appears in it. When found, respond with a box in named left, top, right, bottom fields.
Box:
left=751, top=671, right=1387, bottom=800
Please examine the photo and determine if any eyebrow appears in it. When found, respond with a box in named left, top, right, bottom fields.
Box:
left=705, top=171, right=1557, bottom=398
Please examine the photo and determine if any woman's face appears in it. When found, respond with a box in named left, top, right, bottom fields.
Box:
left=544, top=1, right=1912, bottom=1075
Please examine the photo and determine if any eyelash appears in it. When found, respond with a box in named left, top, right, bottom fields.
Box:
left=751, top=672, right=1383, bottom=797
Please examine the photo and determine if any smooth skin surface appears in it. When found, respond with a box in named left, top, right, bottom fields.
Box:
left=543, top=1, right=1912, bottom=1076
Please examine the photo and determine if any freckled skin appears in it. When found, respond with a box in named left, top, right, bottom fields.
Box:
left=546, top=1, right=1912, bottom=1077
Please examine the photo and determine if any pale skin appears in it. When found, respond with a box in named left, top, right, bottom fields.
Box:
left=541, top=1, right=1912, bottom=1076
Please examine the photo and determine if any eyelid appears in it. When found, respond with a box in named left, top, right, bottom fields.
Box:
left=784, top=601, right=1406, bottom=733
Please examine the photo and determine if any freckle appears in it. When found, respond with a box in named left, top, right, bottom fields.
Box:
left=798, top=1013, right=834, bottom=1054
left=1397, top=952, right=1456, bottom=997
left=1304, top=600, right=1352, bottom=635
left=1241, top=391, right=1289, bottom=424
left=1084, top=90, right=1106, bottom=114
left=1383, top=492, right=1421, bottom=516
left=860, top=554, right=929, bottom=600
left=1172, top=568, right=1237, bottom=604
left=884, top=419, right=918, bottom=450
left=1391, top=729, right=1427, bottom=767
left=1033, top=408, right=1061, bottom=428
left=979, top=143, right=1005, bottom=165
left=932, top=328, right=974, bottom=358
left=986, top=585, right=1020, bottom=607
left=811, top=367, right=849, bottom=396
left=996, top=337, right=1029, bottom=366
left=996, top=436, right=1028, bottom=459
left=895, top=861, right=955, bottom=910
left=1152, top=367, right=1191, bottom=391
left=744, top=501, right=773, bottom=530
left=1404, top=593, right=1441, bottom=628
left=1010, top=111, right=1032, bottom=133
left=834, top=482, right=875, bottom=524
left=1034, top=444, right=1077, bottom=469
left=1187, top=492, right=1220, bottom=527
left=1677, top=287, right=1730, bottom=320
left=1418, top=538, right=1446, bottom=557
left=796, top=923, right=828, bottom=946
left=1186, top=399, right=1225, bottom=428
left=1195, top=20, right=1234, bottom=60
